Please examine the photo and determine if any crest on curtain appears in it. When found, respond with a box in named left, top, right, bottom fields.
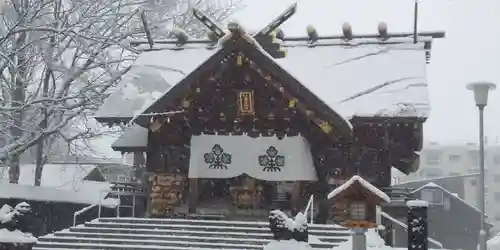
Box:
left=204, top=144, right=232, bottom=169
left=259, top=146, right=285, bottom=172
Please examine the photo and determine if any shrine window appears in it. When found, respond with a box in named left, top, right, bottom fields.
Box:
left=420, top=189, right=444, bottom=205
left=348, top=202, right=366, bottom=221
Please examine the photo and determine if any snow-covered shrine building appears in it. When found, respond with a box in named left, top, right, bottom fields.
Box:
left=95, top=6, right=443, bottom=220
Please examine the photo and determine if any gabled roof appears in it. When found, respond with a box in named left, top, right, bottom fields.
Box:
left=411, top=182, right=481, bottom=214
left=124, top=30, right=355, bottom=138
left=328, top=175, right=390, bottom=203
left=96, top=32, right=433, bottom=130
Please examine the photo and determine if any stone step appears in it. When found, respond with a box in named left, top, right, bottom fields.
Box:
left=87, top=221, right=350, bottom=236
left=36, top=217, right=351, bottom=250
left=97, top=217, right=349, bottom=231
left=34, top=242, right=241, bottom=250
left=64, top=227, right=347, bottom=243
left=36, top=236, right=264, bottom=249
left=41, top=233, right=339, bottom=249
left=85, top=222, right=346, bottom=236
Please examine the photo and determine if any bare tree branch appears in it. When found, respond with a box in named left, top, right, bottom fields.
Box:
left=0, top=0, right=240, bottom=184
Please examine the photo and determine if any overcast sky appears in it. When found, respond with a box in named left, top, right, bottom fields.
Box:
left=232, top=0, right=500, bottom=145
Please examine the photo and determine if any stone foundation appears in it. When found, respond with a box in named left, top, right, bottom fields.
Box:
left=148, top=173, right=186, bottom=216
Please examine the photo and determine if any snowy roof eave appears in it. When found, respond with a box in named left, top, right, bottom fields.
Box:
left=111, top=125, right=148, bottom=152
left=328, top=175, right=391, bottom=203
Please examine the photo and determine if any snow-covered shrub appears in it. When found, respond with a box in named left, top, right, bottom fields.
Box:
left=268, top=210, right=309, bottom=242
left=0, top=202, right=36, bottom=245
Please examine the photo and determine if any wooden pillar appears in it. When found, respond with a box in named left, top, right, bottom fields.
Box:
left=291, top=181, right=302, bottom=215
left=145, top=173, right=153, bottom=218
left=188, top=178, right=199, bottom=214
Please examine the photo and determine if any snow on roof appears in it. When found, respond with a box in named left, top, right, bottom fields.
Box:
left=0, top=182, right=118, bottom=207
left=0, top=164, right=118, bottom=206
left=271, top=39, right=428, bottom=120
left=110, top=37, right=429, bottom=124
left=411, top=181, right=480, bottom=213
left=0, top=229, right=36, bottom=243
left=95, top=47, right=218, bottom=121
left=111, top=124, right=148, bottom=151
left=327, top=175, right=390, bottom=203
left=0, top=164, right=95, bottom=188
left=394, top=172, right=479, bottom=186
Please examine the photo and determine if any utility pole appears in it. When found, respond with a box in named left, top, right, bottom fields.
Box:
left=413, top=0, right=419, bottom=44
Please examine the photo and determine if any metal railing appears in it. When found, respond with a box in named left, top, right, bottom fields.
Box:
left=72, top=183, right=147, bottom=226
left=379, top=210, right=443, bottom=249
left=303, top=194, right=314, bottom=224
left=73, top=204, right=97, bottom=226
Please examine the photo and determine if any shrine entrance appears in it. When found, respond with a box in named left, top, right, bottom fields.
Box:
left=181, top=134, right=317, bottom=217
left=192, top=175, right=300, bottom=218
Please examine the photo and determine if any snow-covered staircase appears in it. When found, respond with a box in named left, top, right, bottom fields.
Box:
left=34, top=217, right=351, bottom=250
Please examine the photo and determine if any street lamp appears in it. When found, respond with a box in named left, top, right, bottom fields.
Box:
left=466, top=81, right=496, bottom=250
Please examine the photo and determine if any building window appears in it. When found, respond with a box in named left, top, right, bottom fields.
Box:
left=448, top=154, right=461, bottom=163
left=494, top=155, right=500, bottom=165
left=494, top=175, right=500, bottom=183
left=495, top=214, right=500, bottom=221
left=495, top=192, right=500, bottom=202
left=424, top=168, right=443, bottom=178
left=421, top=189, right=444, bottom=205
left=468, top=168, right=478, bottom=174
left=471, top=179, right=477, bottom=186
left=469, top=151, right=479, bottom=165
left=426, top=152, right=441, bottom=165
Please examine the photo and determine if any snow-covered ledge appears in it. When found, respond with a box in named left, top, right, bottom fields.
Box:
left=0, top=229, right=37, bottom=250
left=407, top=200, right=428, bottom=208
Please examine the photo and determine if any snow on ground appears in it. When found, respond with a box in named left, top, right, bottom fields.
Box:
left=0, top=229, right=36, bottom=243
left=263, top=239, right=313, bottom=250
left=333, top=229, right=445, bottom=250
left=308, top=235, right=323, bottom=243
left=488, top=233, right=500, bottom=250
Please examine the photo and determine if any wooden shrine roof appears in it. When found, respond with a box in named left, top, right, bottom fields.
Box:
left=95, top=32, right=440, bottom=128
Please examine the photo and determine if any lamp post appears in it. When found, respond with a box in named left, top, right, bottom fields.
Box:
left=467, top=81, right=496, bottom=250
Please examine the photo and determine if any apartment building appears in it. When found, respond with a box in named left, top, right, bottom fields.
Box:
left=393, top=141, right=500, bottom=232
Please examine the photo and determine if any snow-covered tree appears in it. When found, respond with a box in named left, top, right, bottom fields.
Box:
left=0, top=0, right=240, bottom=184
